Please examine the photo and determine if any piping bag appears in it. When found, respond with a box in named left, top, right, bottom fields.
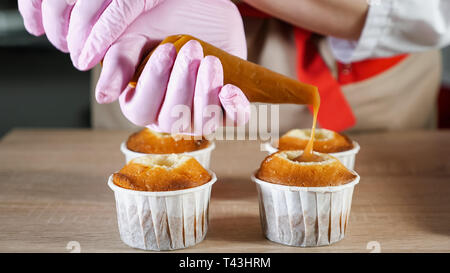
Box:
left=128, top=34, right=321, bottom=160
left=129, top=34, right=320, bottom=107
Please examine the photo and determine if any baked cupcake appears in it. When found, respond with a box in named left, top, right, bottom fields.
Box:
left=263, top=128, right=360, bottom=170
left=121, top=128, right=215, bottom=168
left=252, top=150, right=360, bottom=247
left=108, top=154, right=217, bottom=251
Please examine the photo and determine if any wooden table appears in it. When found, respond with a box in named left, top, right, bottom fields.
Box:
left=0, top=129, right=449, bottom=253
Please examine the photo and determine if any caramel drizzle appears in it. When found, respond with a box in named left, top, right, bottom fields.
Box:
left=294, top=91, right=322, bottom=162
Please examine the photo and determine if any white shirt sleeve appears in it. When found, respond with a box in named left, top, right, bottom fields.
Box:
left=328, top=0, right=450, bottom=63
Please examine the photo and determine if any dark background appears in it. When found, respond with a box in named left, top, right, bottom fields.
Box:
left=0, top=1, right=449, bottom=137
left=0, top=1, right=90, bottom=137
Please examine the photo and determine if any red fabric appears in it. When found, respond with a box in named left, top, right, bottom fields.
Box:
left=337, top=55, right=408, bottom=85
left=295, top=28, right=356, bottom=131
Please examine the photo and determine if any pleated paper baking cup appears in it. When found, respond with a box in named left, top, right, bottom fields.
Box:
left=120, top=141, right=215, bottom=168
left=262, top=141, right=360, bottom=170
left=252, top=173, right=359, bottom=247
left=108, top=172, right=217, bottom=251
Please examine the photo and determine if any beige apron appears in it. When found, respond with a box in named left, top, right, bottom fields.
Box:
left=91, top=18, right=441, bottom=133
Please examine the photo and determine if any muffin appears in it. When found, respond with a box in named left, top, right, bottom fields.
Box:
left=252, top=150, right=360, bottom=247
left=278, top=129, right=353, bottom=153
left=127, top=128, right=210, bottom=154
left=263, top=128, right=360, bottom=170
left=256, top=151, right=357, bottom=187
left=108, top=154, right=217, bottom=251
left=113, top=154, right=211, bottom=191
left=121, top=128, right=215, bottom=167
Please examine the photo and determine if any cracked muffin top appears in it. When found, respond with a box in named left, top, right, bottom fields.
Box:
left=126, top=128, right=210, bottom=154
left=113, top=154, right=212, bottom=191
left=256, top=150, right=357, bottom=187
left=277, top=128, right=353, bottom=153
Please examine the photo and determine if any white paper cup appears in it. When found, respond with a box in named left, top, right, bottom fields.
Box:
left=108, top=171, right=217, bottom=251
left=252, top=172, right=359, bottom=247
left=120, top=141, right=215, bottom=168
left=262, top=141, right=360, bottom=170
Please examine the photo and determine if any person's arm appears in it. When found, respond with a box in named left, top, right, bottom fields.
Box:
left=328, top=0, right=450, bottom=63
left=243, top=0, right=450, bottom=63
left=242, top=0, right=369, bottom=40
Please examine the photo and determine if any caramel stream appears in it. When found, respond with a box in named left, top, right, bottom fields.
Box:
left=294, top=100, right=322, bottom=162
left=129, top=35, right=321, bottom=161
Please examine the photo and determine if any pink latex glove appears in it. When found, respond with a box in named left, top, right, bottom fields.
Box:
left=119, top=40, right=250, bottom=136
left=18, top=0, right=246, bottom=98
left=18, top=0, right=164, bottom=57
left=18, top=0, right=249, bottom=135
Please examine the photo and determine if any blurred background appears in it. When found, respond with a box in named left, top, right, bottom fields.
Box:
left=0, top=1, right=449, bottom=137
left=0, top=1, right=90, bottom=137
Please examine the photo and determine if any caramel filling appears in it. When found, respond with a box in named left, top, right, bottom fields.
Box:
left=294, top=93, right=320, bottom=162
left=293, top=152, right=325, bottom=163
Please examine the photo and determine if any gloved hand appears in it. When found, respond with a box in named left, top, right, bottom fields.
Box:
left=18, top=0, right=247, bottom=102
left=18, top=0, right=161, bottom=55
left=119, top=40, right=250, bottom=136
left=18, top=0, right=249, bottom=135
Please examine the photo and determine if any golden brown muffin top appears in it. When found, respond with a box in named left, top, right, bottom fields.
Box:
left=278, top=128, right=353, bottom=153
left=126, top=128, right=210, bottom=154
left=256, top=151, right=357, bottom=187
left=113, top=154, right=212, bottom=191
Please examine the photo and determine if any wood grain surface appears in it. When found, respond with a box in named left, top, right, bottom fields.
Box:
left=0, top=129, right=449, bottom=253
